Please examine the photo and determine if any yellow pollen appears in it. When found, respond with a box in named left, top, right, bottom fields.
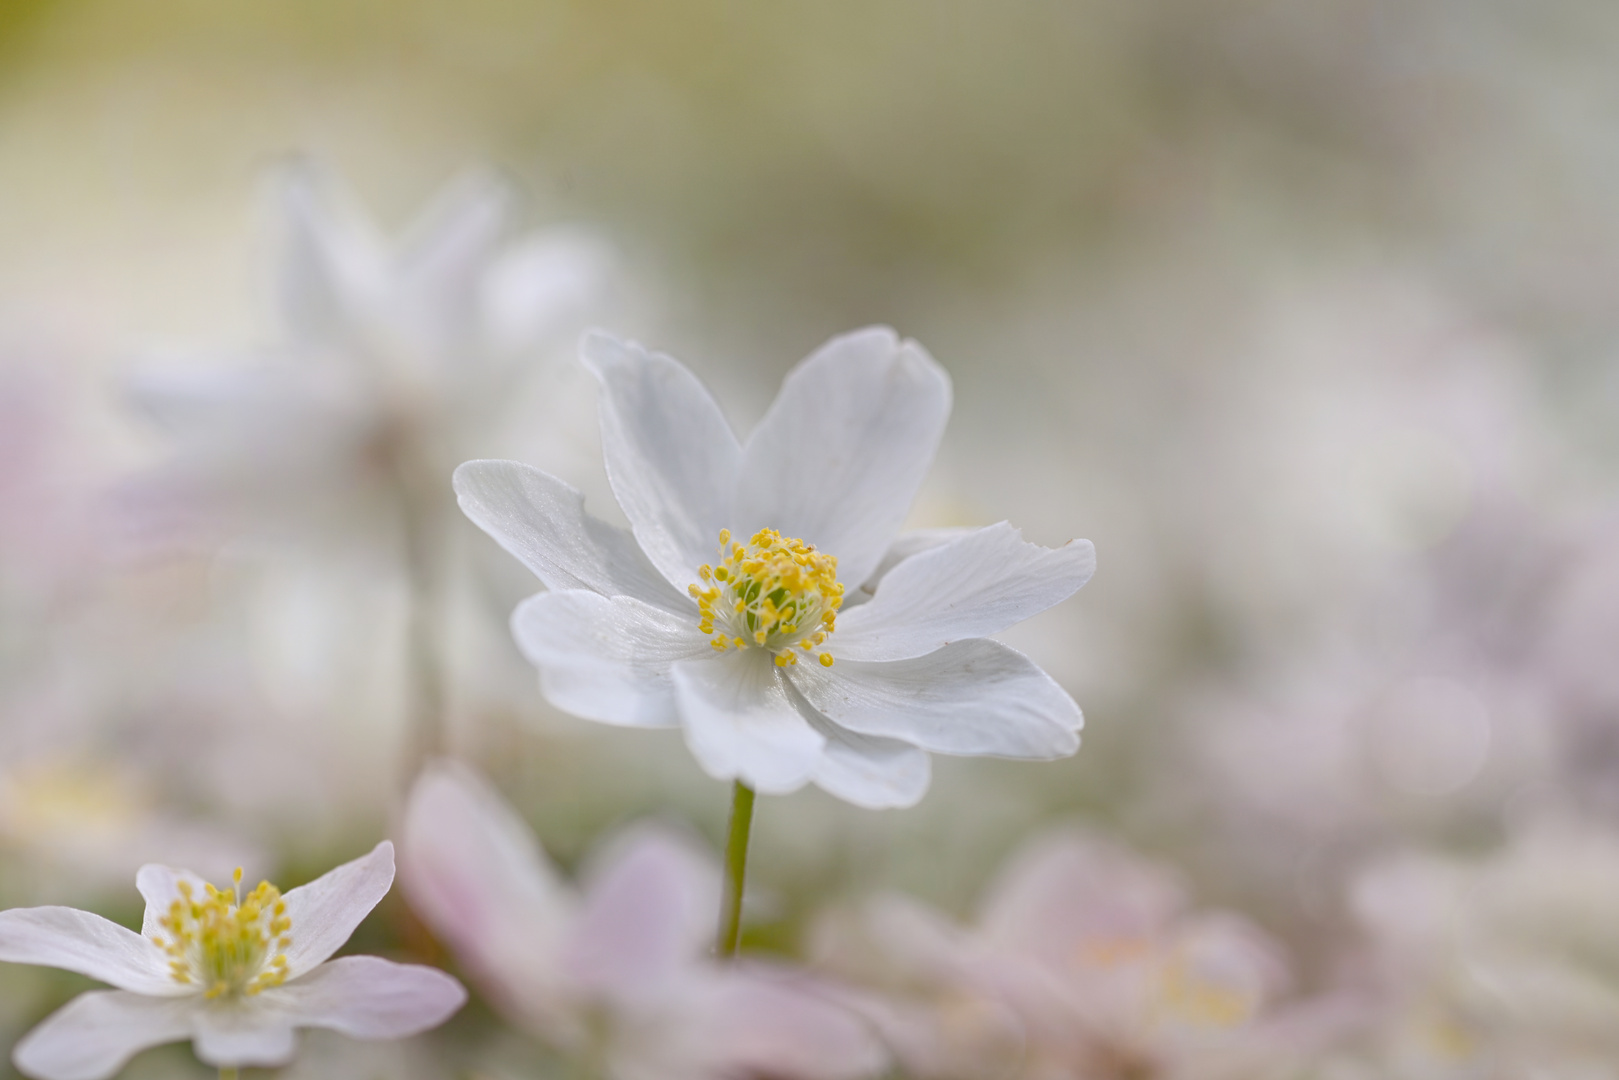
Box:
left=152, top=867, right=292, bottom=998
left=694, top=528, right=844, bottom=666
left=1153, top=954, right=1255, bottom=1030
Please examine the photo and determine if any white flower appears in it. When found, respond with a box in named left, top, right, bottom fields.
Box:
left=399, top=761, right=887, bottom=1080
left=124, top=161, right=612, bottom=550
left=0, top=840, right=466, bottom=1080
left=453, top=328, right=1094, bottom=807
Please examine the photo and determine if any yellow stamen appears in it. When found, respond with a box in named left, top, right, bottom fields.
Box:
left=693, top=528, right=843, bottom=667
left=152, top=867, right=293, bottom=998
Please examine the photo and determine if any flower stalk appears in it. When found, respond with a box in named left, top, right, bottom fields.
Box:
left=394, top=439, right=449, bottom=776
left=716, top=780, right=756, bottom=958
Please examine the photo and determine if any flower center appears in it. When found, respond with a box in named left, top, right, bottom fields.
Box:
left=689, top=528, right=843, bottom=667
left=1154, top=951, right=1256, bottom=1030
left=152, top=868, right=292, bottom=998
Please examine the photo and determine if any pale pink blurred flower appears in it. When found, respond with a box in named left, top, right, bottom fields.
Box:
left=0, top=841, right=464, bottom=1079
left=454, top=328, right=1092, bottom=807
left=0, top=367, right=98, bottom=597
left=1528, top=514, right=1619, bottom=818
left=818, top=828, right=1350, bottom=1080
left=399, top=760, right=886, bottom=1080
left=810, top=894, right=1025, bottom=1080
left=976, top=830, right=1347, bottom=1080
left=1349, top=819, right=1619, bottom=1077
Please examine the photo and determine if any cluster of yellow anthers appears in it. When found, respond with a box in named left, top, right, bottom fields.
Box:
left=689, top=528, right=844, bottom=668
left=151, top=868, right=292, bottom=999
left=1154, top=953, right=1255, bottom=1030
left=1077, top=937, right=1253, bottom=1030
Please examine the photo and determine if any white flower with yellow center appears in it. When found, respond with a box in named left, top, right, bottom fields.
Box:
left=454, top=327, right=1094, bottom=807
left=0, top=841, right=466, bottom=1080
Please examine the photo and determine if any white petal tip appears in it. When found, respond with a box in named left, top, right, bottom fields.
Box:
left=578, top=329, right=640, bottom=377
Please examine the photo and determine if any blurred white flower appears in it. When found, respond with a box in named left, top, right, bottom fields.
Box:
left=818, top=828, right=1351, bottom=1080
left=454, top=328, right=1092, bottom=807
left=114, top=160, right=615, bottom=773
left=399, top=760, right=886, bottom=1080
left=122, top=161, right=613, bottom=552
left=1349, top=819, right=1619, bottom=1077
left=0, top=840, right=465, bottom=1079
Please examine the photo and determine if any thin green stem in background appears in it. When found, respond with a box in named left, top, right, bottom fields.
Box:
left=218, top=1068, right=239, bottom=1080
left=716, top=780, right=756, bottom=958
left=394, top=454, right=447, bottom=779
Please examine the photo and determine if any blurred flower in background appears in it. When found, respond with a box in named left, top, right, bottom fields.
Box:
left=120, top=161, right=611, bottom=556
left=817, top=828, right=1356, bottom=1080
left=401, top=762, right=885, bottom=1080
left=3, top=0, right=1619, bottom=1076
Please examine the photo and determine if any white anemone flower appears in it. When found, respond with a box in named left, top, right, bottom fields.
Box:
left=0, top=841, right=466, bottom=1080
left=454, top=327, right=1094, bottom=808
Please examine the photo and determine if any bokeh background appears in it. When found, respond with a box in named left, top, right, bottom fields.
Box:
left=5, top=1, right=1619, bottom=1076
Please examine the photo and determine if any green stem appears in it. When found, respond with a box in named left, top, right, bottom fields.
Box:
left=394, top=452, right=447, bottom=778
left=715, top=780, right=756, bottom=958
left=219, top=1068, right=239, bottom=1080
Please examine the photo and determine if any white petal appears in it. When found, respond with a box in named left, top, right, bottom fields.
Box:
left=790, top=640, right=1081, bottom=759
left=817, top=985, right=1021, bottom=1080
left=0, top=907, right=182, bottom=996
left=809, top=729, right=932, bottom=811
left=136, top=864, right=210, bottom=941
left=806, top=735, right=926, bottom=809
left=732, top=327, right=951, bottom=589
left=454, top=460, right=691, bottom=614
left=705, top=966, right=889, bottom=1080
left=129, top=366, right=368, bottom=476
left=191, top=1010, right=297, bottom=1069
left=977, top=828, right=1185, bottom=951
left=281, top=841, right=394, bottom=979
left=566, top=823, right=719, bottom=1000
left=483, top=228, right=615, bottom=354
left=265, top=956, right=466, bottom=1038
left=272, top=163, right=384, bottom=346
left=13, top=990, right=200, bottom=1080
left=513, top=590, right=712, bottom=728
left=783, top=680, right=932, bottom=809
left=848, top=527, right=975, bottom=605
left=670, top=652, right=824, bottom=795
left=833, top=523, right=1095, bottom=661
left=614, top=964, right=887, bottom=1080
left=394, top=169, right=514, bottom=350
left=399, top=761, right=574, bottom=1018
left=582, top=332, right=742, bottom=592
